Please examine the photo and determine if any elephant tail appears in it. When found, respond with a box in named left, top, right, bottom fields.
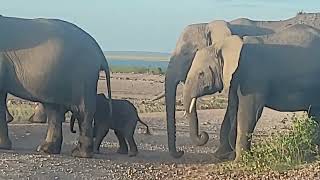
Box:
left=70, top=114, right=77, bottom=133
left=100, top=59, right=112, bottom=117
left=137, top=118, right=151, bottom=135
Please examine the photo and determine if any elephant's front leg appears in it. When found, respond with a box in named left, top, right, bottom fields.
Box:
left=234, top=88, right=264, bottom=162
left=37, top=104, right=64, bottom=154
left=71, top=111, right=94, bottom=158
left=0, top=93, right=12, bottom=149
left=213, top=85, right=238, bottom=161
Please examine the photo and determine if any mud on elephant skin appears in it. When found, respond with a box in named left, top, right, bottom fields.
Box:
left=70, top=94, right=150, bottom=157
left=184, top=24, right=320, bottom=161
left=0, top=16, right=112, bottom=158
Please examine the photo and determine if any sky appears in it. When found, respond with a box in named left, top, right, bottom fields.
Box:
left=1, top=0, right=320, bottom=53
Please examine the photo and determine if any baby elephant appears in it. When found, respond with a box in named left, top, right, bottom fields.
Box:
left=70, top=93, right=150, bottom=157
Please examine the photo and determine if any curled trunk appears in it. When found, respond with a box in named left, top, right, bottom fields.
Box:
left=183, top=86, right=209, bottom=146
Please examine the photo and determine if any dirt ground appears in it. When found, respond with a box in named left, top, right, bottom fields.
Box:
left=2, top=73, right=317, bottom=180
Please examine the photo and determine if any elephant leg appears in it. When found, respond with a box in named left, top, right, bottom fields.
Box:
left=234, top=88, right=264, bottom=162
left=71, top=102, right=95, bottom=158
left=124, top=125, right=138, bottom=157
left=213, top=85, right=238, bottom=161
left=115, top=130, right=128, bottom=154
left=126, top=135, right=138, bottom=157
left=37, top=104, right=64, bottom=154
left=307, top=106, right=320, bottom=145
left=0, top=93, right=12, bottom=149
left=93, top=128, right=108, bottom=154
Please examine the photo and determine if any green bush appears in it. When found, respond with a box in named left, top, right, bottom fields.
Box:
left=226, top=113, right=320, bottom=172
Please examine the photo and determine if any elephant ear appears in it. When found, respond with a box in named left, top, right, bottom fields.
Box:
left=217, top=35, right=243, bottom=88
left=207, top=20, right=232, bottom=44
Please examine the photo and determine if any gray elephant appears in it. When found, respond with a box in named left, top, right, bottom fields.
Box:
left=183, top=23, right=320, bottom=161
left=70, top=94, right=150, bottom=157
left=0, top=16, right=112, bottom=158
left=164, top=13, right=320, bottom=158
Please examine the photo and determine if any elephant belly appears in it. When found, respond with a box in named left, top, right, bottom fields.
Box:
left=266, top=91, right=320, bottom=112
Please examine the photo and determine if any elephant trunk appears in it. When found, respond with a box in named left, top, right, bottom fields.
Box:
left=183, top=85, right=209, bottom=146
left=165, top=68, right=184, bottom=158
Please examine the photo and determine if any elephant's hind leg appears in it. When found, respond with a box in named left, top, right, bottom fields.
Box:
left=37, top=104, right=64, bottom=154
left=71, top=104, right=95, bottom=158
left=124, top=125, right=138, bottom=157
left=0, top=93, right=12, bottom=149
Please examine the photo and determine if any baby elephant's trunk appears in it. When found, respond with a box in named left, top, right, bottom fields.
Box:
left=137, top=119, right=151, bottom=135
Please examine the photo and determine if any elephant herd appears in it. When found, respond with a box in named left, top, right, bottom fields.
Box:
left=2, top=13, right=320, bottom=162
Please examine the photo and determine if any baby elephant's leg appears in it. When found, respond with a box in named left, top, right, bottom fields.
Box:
left=93, top=128, right=109, bottom=153
left=123, top=122, right=138, bottom=157
left=114, top=130, right=128, bottom=154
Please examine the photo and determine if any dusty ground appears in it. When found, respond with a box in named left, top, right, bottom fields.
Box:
left=2, top=73, right=317, bottom=179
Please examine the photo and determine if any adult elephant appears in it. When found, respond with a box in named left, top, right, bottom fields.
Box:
left=0, top=16, right=112, bottom=158
left=166, top=13, right=320, bottom=158
left=165, top=20, right=274, bottom=158
left=183, top=24, right=320, bottom=161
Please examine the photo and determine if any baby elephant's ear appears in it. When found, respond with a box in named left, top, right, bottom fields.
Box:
left=219, top=35, right=243, bottom=87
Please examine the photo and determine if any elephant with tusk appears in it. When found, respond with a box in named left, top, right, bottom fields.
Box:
left=165, top=13, right=320, bottom=158
left=164, top=20, right=277, bottom=158
left=184, top=23, right=320, bottom=161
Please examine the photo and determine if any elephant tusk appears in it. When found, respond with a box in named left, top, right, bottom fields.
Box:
left=189, top=98, right=196, bottom=114
left=182, top=111, right=187, bottom=117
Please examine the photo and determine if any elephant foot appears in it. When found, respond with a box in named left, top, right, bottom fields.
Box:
left=0, top=138, right=12, bottom=150
left=37, top=141, right=61, bottom=154
left=128, top=151, right=138, bottom=157
left=71, top=146, right=93, bottom=158
left=117, top=147, right=128, bottom=155
left=170, top=150, right=184, bottom=158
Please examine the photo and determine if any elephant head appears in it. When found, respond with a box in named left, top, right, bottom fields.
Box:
left=183, top=35, right=243, bottom=138
left=166, top=20, right=236, bottom=158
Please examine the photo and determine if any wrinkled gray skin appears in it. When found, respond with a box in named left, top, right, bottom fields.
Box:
left=71, top=94, right=150, bottom=157
left=166, top=13, right=320, bottom=158
left=0, top=16, right=112, bottom=158
left=184, top=24, right=320, bottom=161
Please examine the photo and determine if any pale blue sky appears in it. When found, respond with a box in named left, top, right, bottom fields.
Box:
left=1, top=0, right=320, bottom=52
